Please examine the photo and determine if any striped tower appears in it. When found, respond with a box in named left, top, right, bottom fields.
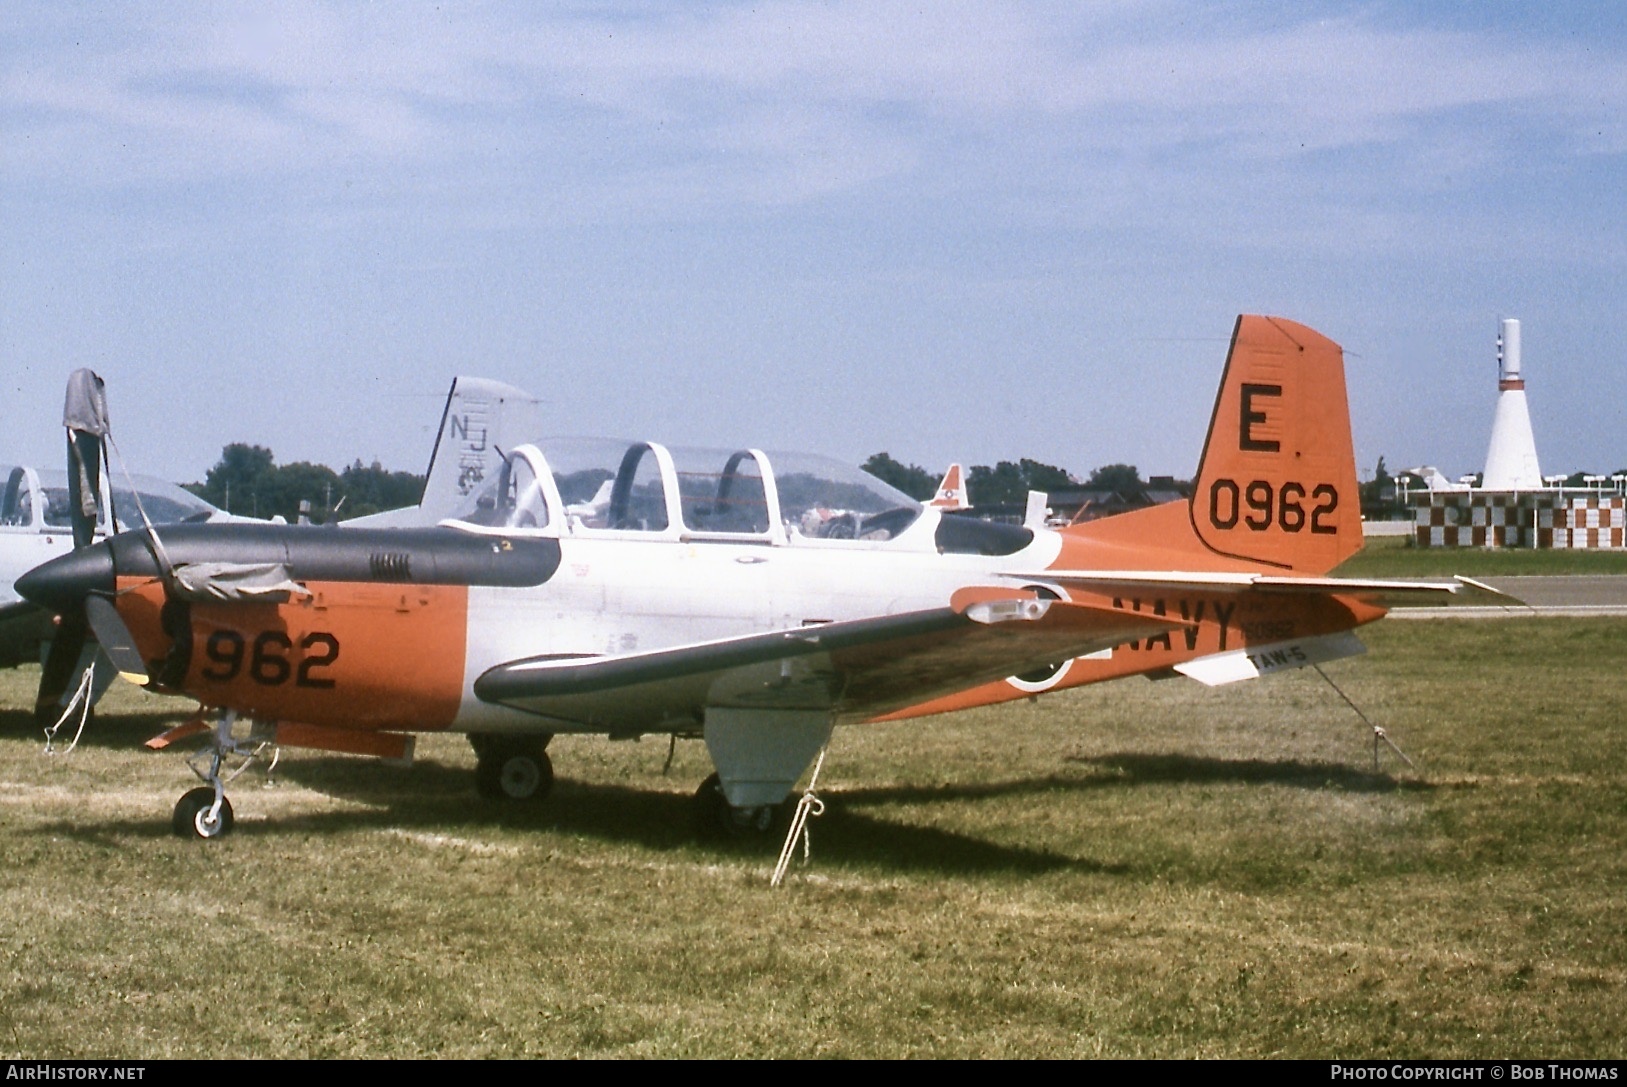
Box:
left=1482, top=318, right=1543, bottom=490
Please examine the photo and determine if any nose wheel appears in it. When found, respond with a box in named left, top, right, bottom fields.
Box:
left=173, top=786, right=235, bottom=839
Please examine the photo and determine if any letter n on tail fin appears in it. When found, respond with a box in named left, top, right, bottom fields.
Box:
left=1190, top=316, right=1362, bottom=573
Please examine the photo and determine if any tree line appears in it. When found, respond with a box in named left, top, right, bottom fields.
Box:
left=203, top=443, right=1627, bottom=526
left=186, top=443, right=1166, bottom=525
left=185, top=444, right=424, bottom=523
left=861, top=452, right=1153, bottom=507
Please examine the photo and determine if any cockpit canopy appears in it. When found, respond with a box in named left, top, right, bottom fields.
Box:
left=450, top=438, right=930, bottom=547
left=1, top=465, right=222, bottom=533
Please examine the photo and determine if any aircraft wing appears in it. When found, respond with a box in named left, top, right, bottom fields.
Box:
left=1014, top=569, right=1504, bottom=607
left=473, top=591, right=1184, bottom=730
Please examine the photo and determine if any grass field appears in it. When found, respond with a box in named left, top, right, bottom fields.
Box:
left=1, top=618, right=1624, bottom=1058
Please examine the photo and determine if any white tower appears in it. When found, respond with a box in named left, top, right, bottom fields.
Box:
left=1482, top=318, right=1544, bottom=490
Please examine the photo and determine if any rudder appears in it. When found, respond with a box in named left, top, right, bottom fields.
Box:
left=1190, top=316, right=1362, bottom=573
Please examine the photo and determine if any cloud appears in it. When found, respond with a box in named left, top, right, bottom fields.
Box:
left=5, top=2, right=1623, bottom=201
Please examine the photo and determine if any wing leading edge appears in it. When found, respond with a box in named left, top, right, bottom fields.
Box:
left=473, top=593, right=1185, bottom=731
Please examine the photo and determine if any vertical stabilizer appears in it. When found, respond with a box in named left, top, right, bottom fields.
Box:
left=930, top=464, right=970, bottom=510
left=1482, top=318, right=1543, bottom=490
left=346, top=377, right=542, bottom=527
left=1189, top=316, right=1362, bottom=572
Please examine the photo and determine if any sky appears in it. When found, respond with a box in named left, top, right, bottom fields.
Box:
left=3, top=2, right=1625, bottom=489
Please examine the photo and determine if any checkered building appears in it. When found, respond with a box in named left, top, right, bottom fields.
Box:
left=1413, top=493, right=1625, bottom=549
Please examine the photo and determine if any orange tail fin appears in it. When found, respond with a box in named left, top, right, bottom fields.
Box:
left=1189, top=315, right=1362, bottom=573
left=930, top=463, right=970, bottom=510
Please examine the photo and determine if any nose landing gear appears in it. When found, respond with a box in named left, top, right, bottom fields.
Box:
left=171, top=709, right=275, bottom=840
left=173, top=785, right=234, bottom=839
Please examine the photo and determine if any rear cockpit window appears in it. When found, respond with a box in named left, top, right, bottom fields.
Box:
left=675, top=449, right=773, bottom=537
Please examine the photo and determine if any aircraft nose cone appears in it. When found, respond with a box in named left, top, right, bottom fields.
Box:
left=15, top=545, right=116, bottom=613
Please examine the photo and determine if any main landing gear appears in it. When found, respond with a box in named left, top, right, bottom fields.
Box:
left=470, top=734, right=554, bottom=803
left=692, top=772, right=795, bottom=842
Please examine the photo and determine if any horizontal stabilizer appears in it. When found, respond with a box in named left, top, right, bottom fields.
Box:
left=1174, top=631, right=1366, bottom=686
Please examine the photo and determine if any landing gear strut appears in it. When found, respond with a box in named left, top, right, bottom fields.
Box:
left=472, top=735, right=554, bottom=803
left=172, top=709, right=272, bottom=840
left=692, top=772, right=793, bottom=842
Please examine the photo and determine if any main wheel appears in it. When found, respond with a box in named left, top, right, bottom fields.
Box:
left=475, top=743, right=554, bottom=802
left=172, top=786, right=235, bottom=839
left=692, top=772, right=793, bottom=842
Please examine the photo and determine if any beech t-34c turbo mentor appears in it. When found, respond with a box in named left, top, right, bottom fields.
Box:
left=18, top=316, right=1469, bottom=840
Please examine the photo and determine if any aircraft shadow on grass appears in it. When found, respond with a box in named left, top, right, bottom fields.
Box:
left=29, top=746, right=1118, bottom=877
left=1062, top=751, right=1433, bottom=794
left=0, top=707, right=186, bottom=750
left=286, top=760, right=1121, bottom=876
left=11, top=714, right=1424, bottom=873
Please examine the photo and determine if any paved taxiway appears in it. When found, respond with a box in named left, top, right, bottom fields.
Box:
left=1389, top=575, right=1627, bottom=619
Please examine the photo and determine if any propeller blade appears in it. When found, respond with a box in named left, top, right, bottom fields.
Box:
left=84, top=595, right=149, bottom=685
left=34, top=368, right=114, bottom=724
left=34, top=609, right=89, bottom=726
left=63, top=370, right=110, bottom=550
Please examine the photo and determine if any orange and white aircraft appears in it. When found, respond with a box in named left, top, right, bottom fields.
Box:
left=18, top=316, right=1463, bottom=840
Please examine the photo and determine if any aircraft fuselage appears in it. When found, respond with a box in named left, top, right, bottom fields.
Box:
left=25, top=514, right=1379, bottom=740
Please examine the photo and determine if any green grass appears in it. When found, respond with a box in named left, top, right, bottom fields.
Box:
left=2, top=618, right=1624, bottom=1057
left=1340, top=534, right=1627, bottom=577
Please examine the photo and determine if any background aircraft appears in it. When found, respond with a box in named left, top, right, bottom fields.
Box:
left=1, top=464, right=244, bottom=663
left=928, top=463, right=970, bottom=510
left=2, top=371, right=266, bottom=718
left=344, top=377, right=540, bottom=528
left=4, top=375, right=539, bottom=682
left=19, top=316, right=1465, bottom=841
